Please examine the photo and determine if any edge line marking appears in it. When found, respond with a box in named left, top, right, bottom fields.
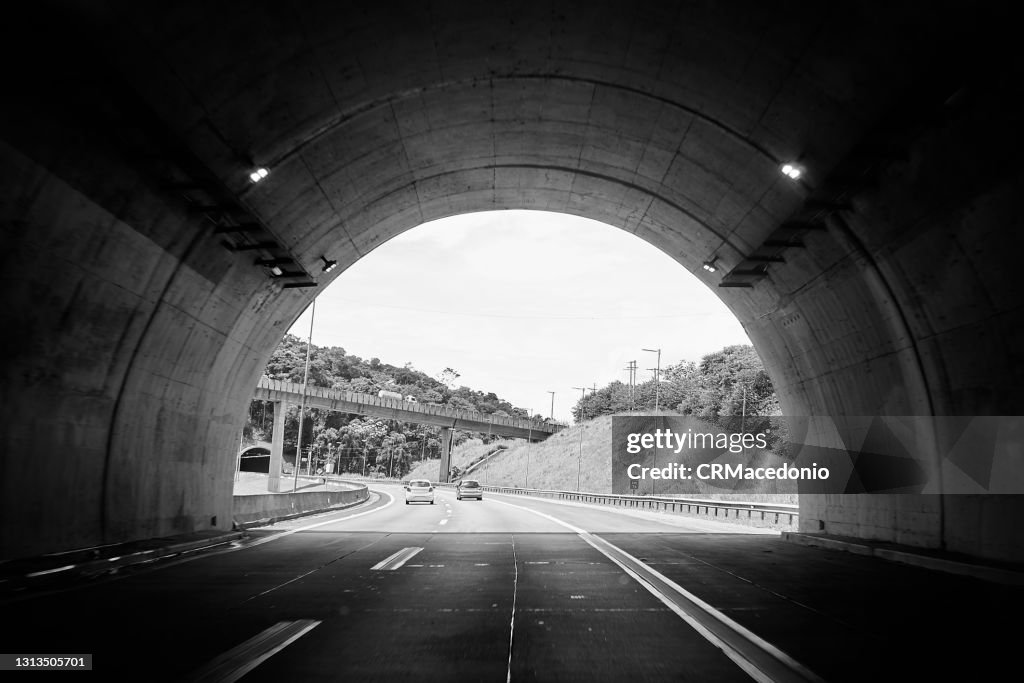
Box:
left=489, top=498, right=823, bottom=682
left=182, top=619, right=321, bottom=683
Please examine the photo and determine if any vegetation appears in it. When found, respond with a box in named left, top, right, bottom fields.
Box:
left=244, top=335, right=534, bottom=478
left=572, top=345, right=780, bottom=424
left=245, top=336, right=781, bottom=484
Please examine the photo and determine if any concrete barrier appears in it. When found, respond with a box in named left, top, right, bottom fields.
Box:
left=232, top=482, right=369, bottom=527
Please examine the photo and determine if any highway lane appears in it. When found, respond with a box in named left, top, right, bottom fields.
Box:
left=4, top=485, right=1022, bottom=681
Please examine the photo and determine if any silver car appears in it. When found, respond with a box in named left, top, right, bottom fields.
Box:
left=456, top=479, right=483, bottom=501
left=404, top=479, right=435, bottom=505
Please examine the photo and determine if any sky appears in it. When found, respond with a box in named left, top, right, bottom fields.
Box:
left=287, top=210, right=751, bottom=422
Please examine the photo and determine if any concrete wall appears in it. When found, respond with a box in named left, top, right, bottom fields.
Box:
left=2, top=2, right=1023, bottom=561
left=233, top=484, right=369, bottom=527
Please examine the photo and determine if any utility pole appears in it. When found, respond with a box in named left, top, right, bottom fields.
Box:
left=573, top=386, right=590, bottom=491
left=572, top=386, right=587, bottom=423
left=622, top=360, right=630, bottom=413
left=643, top=348, right=661, bottom=412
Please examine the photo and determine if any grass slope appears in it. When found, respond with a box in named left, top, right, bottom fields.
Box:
left=411, top=415, right=797, bottom=504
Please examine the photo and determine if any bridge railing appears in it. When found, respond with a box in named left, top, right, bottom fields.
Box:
left=256, top=377, right=562, bottom=433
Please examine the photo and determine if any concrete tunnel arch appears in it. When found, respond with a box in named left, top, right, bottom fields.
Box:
left=1, top=1, right=1023, bottom=562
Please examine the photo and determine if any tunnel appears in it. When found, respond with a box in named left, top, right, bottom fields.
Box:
left=2, top=1, right=1023, bottom=564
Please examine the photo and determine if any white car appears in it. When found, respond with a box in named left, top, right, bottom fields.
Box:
left=404, top=479, right=435, bottom=505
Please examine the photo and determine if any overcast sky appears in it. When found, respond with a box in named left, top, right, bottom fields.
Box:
left=287, top=210, right=751, bottom=422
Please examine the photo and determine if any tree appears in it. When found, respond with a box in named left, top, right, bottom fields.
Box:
left=438, top=367, right=461, bottom=389
left=568, top=345, right=779, bottom=423
left=246, top=336, right=533, bottom=470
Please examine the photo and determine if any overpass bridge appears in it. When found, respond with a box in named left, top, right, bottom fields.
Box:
left=253, top=377, right=561, bottom=486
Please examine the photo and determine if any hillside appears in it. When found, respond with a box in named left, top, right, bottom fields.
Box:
left=405, top=437, right=514, bottom=481
left=248, top=336, right=781, bottom=485
left=419, top=414, right=797, bottom=503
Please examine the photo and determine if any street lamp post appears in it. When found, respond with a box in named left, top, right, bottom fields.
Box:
left=235, top=431, right=244, bottom=482
left=642, top=348, right=661, bottom=412
left=293, top=298, right=316, bottom=492
left=740, top=384, right=748, bottom=460
left=526, top=408, right=532, bottom=489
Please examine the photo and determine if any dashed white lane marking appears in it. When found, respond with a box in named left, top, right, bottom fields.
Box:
left=439, top=519, right=448, bottom=525
left=490, top=498, right=824, bottom=683
left=182, top=619, right=320, bottom=683
left=371, top=547, right=423, bottom=571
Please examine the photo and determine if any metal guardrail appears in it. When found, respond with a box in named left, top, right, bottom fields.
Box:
left=341, top=476, right=799, bottom=526
left=432, top=482, right=800, bottom=527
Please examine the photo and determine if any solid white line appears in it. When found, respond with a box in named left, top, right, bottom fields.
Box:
left=371, top=547, right=423, bottom=571
left=489, top=498, right=823, bottom=683
left=182, top=619, right=320, bottom=683
left=25, top=564, right=76, bottom=577
left=505, top=536, right=519, bottom=683
left=244, top=491, right=395, bottom=549
left=486, top=490, right=777, bottom=534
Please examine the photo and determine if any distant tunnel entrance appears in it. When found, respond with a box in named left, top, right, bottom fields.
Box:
left=2, top=2, right=1022, bottom=561
left=238, top=447, right=271, bottom=474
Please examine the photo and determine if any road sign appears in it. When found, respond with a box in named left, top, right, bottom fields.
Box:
left=629, top=479, right=639, bottom=490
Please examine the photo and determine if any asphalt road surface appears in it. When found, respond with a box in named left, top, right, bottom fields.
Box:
left=4, top=485, right=1021, bottom=681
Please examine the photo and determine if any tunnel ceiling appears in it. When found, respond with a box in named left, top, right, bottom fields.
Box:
left=77, top=1, right=952, bottom=287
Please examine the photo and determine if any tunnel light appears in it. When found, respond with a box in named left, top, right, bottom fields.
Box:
left=320, top=255, right=338, bottom=273
left=249, top=167, right=270, bottom=183
left=702, top=258, right=718, bottom=273
left=270, top=265, right=283, bottom=276
left=780, top=162, right=804, bottom=180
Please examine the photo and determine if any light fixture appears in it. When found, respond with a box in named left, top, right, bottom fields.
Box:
left=249, top=167, right=270, bottom=183
left=702, top=258, right=718, bottom=273
left=320, top=255, right=338, bottom=273
left=270, top=265, right=283, bottom=276
left=780, top=162, right=804, bottom=180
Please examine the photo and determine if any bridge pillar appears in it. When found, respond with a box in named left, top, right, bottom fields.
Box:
left=268, top=400, right=286, bottom=492
left=438, top=428, right=453, bottom=483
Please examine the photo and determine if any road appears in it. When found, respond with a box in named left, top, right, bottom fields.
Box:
left=4, top=484, right=1021, bottom=681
